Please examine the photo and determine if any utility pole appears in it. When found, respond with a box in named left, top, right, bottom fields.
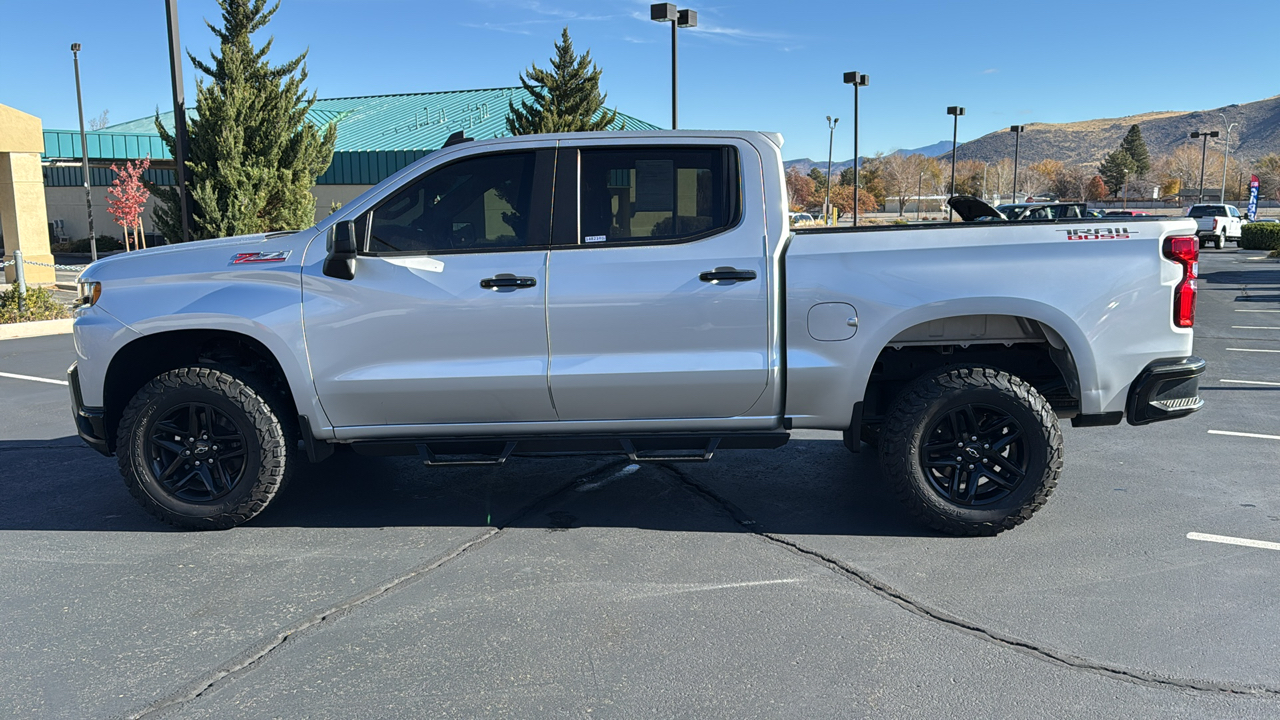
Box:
left=71, top=43, right=97, bottom=262
left=166, top=0, right=194, bottom=242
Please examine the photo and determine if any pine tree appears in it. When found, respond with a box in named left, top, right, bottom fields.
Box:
left=152, top=0, right=336, bottom=242
left=1099, top=149, right=1135, bottom=198
left=1119, top=124, right=1151, bottom=177
left=507, top=27, right=620, bottom=135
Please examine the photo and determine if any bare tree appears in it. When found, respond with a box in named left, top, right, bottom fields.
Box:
left=88, top=110, right=110, bottom=131
left=877, top=153, right=930, bottom=215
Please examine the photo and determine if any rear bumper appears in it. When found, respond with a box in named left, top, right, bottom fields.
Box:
left=68, top=363, right=111, bottom=456
left=1125, top=355, right=1205, bottom=426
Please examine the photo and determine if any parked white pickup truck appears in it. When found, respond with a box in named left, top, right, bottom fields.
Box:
left=1188, top=203, right=1245, bottom=249
left=69, top=131, right=1205, bottom=535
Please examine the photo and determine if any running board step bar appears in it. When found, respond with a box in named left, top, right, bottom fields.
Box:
left=352, top=432, right=789, bottom=463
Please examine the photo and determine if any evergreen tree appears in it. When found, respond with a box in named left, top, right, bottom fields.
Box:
left=838, top=166, right=857, bottom=187
left=152, top=0, right=336, bottom=242
left=1098, top=149, right=1135, bottom=198
left=507, top=28, right=619, bottom=135
left=808, top=167, right=827, bottom=194
left=1119, top=124, right=1151, bottom=177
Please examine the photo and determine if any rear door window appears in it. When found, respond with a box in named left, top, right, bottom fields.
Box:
left=577, top=146, right=739, bottom=245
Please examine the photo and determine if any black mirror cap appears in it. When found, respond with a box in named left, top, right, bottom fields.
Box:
left=323, top=220, right=357, bottom=280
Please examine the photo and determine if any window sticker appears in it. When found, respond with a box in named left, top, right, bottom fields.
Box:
left=584, top=235, right=608, bottom=243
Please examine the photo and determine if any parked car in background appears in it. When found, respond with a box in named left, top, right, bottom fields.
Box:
left=947, top=196, right=1088, bottom=221
left=1105, top=210, right=1151, bottom=217
left=1187, top=204, right=1244, bottom=249
left=790, top=212, right=815, bottom=225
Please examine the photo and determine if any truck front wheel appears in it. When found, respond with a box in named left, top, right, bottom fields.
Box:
left=879, top=366, right=1062, bottom=536
left=116, top=366, right=295, bottom=530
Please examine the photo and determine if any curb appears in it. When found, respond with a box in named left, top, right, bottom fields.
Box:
left=0, top=318, right=75, bottom=340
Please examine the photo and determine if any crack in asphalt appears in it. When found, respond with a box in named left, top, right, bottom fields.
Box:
left=658, top=463, right=1280, bottom=699
left=126, top=458, right=635, bottom=720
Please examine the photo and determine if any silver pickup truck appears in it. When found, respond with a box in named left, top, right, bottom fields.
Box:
left=69, top=130, right=1205, bottom=535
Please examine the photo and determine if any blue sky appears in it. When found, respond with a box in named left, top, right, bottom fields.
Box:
left=2, top=0, right=1275, bottom=161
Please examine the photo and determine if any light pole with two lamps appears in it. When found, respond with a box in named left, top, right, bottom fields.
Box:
left=1190, top=130, right=1219, bottom=204
left=650, top=3, right=697, bottom=130
left=824, top=116, right=839, bottom=225
left=842, top=71, right=869, bottom=226
left=1219, top=114, right=1238, bottom=204
left=1009, top=125, right=1025, bottom=204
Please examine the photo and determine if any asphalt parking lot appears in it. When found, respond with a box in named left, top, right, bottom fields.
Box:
left=2, top=248, right=1278, bottom=719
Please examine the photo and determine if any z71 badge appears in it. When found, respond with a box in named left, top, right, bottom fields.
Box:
left=230, top=251, right=291, bottom=264
left=1057, top=227, right=1132, bottom=241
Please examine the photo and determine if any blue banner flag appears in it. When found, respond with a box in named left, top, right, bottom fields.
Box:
left=1247, top=175, right=1259, bottom=221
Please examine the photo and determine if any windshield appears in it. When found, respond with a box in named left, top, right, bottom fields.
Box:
left=1188, top=205, right=1228, bottom=218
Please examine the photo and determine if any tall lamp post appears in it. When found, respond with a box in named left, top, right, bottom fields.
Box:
left=1009, top=125, right=1025, bottom=203
left=1190, top=130, right=1219, bottom=204
left=946, top=106, right=965, bottom=220
left=166, top=0, right=194, bottom=242
left=1219, top=113, right=1238, bottom=204
left=842, top=71, right=869, bottom=226
left=916, top=171, right=924, bottom=221
left=824, top=116, right=839, bottom=225
left=70, top=43, right=97, bottom=262
left=650, top=3, right=697, bottom=130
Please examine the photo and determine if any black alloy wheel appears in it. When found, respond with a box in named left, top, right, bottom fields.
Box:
left=918, top=402, right=1026, bottom=506
left=145, top=402, right=249, bottom=503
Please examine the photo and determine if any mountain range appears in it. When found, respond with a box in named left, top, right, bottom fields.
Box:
left=783, top=140, right=953, bottom=175
left=786, top=95, right=1280, bottom=172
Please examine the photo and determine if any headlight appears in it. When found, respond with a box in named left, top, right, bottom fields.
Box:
left=77, top=281, right=101, bottom=307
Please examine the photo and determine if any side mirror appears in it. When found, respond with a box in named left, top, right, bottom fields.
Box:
left=323, top=220, right=357, bottom=280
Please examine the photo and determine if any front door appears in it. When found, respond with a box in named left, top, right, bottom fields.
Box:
left=545, top=142, right=771, bottom=421
left=303, top=148, right=557, bottom=429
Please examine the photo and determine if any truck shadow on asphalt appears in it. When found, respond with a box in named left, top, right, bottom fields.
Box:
left=0, top=438, right=938, bottom=538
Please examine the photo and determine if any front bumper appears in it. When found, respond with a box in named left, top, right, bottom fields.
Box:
left=68, top=363, right=111, bottom=456
left=1126, top=356, right=1205, bottom=426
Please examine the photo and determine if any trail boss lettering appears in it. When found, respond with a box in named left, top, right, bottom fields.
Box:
left=1058, top=227, right=1131, bottom=241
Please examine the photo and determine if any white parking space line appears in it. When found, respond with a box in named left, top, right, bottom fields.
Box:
left=1235, top=309, right=1280, bottom=312
left=1226, top=348, right=1280, bottom=353
left=1188, top=532, right=1280, bottom=552
left=1221, top=379, right=1280, bottom=386
left=1208, top=429, right=1280, bottom=441
left=0, top=371, right=69, bottom=386
left=1232, top=326, right=1280, bottom=330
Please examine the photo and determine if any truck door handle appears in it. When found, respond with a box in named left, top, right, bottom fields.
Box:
left=699, top=267, right=758, bottom=284
left=480, top=274, right=537, bottom=290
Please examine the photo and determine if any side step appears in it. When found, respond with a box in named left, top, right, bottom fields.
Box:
left=351, top=432, right=789, bottom=465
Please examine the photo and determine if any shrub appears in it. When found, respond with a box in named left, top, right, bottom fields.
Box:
left=49, top=236, right=122, bottom=254
left=0, top=285, right=71, bottom=324
left=1240, top=223, right=1280, bottom=251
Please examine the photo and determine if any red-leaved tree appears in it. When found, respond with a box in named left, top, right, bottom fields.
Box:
left=107, top=157, right=151, bottom=251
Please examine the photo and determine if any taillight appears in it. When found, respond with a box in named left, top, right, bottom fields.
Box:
left=1163, top=236, right=1197, bottom=327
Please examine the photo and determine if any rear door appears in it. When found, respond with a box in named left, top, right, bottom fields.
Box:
left=544, top=140, right=771, bottom=421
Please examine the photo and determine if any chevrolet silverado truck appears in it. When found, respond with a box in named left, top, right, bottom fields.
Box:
left=1188, top=203, right=1245, bottom=249
left=69, top=130, right=1206, bottom=535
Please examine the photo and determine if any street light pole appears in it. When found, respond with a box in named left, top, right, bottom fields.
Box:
left=946, top=106, right=965, bottom=221
left=1190, top=130, right=1219, bottom=205
left=70, top=43, right=97, bottom=263
left=917, top=171, right=923, bottom=221
left=1009, top=125, right=1025, bottom=203
left=1219, top=113, right=1238, bottom=204
left=825, top=116, right=839, bottom=225
left=165, top=0, right=194, bottom=242
left=842, top=72, right=869, bottom=226
left=651, top=4, right=697, bottom=130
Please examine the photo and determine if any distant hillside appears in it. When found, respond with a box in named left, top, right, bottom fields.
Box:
left=952, top=95, right=1280, bottom=167
left=784, top=140, right=952, bottom=174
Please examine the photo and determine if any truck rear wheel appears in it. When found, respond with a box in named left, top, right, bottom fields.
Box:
left=1214, top=234, right=1224, bottom=250
left=879, top=366, right=1062, bottom=536
left=116, top=366, right=295, bottom=530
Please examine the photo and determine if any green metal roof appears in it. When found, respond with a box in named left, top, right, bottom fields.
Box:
left=80, top=86, right=658, bottom=153
left=42, top=86, right=659, bottom=187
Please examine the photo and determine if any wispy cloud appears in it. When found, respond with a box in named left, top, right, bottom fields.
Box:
left=982, top=68, right=998, bottom=74
left=624, top=7, right=791, bottom=46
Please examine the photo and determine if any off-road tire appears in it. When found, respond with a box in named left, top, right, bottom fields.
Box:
left=117, top=366, right=295, bottom=530
left=1214, top=234, right=1225, bottom=250
left=879, top=365, right=1063, bottom=536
